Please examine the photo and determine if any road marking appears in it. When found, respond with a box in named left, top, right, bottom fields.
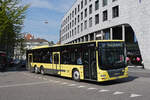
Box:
left=68, top=84, right=76, bottom=86
left=38, top=77, right=42, bottom=79
left=87, top=87, right=97, bottom=90
left=0, top=82, right=50, bottom=88
left=113, top=91, right=124, bottom=95
left=61, top=82, right=68, bottom=85
left=99, top=89, right=110, bottom=92
left=49, top=80, right=53, bottom=82
left=77, top=86, right=85, bottom=88
left=53, top=81, right=60, bottom=83
left=130, top=94, right=142, bottom=98
left=43, top=78, right=47, bottom=80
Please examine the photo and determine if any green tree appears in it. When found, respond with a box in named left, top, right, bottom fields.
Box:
left=0, top=0, right=29, bottom=57
left=49, top=41, right=55, bottom=46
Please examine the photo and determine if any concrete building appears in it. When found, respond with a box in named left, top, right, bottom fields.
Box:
left=25, top=38, right=49, bottom=50
left=24, top=33, right=50, bottom=50
left=60, top=0, right=150, bottom=69
left=14, top=34, right=50, bottom=60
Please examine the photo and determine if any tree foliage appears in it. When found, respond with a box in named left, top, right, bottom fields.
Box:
left=0, top=0, right=29, bottom=57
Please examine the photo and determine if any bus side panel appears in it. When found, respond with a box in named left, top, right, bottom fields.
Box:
left=39, top=63, right=53, bottom=74
left=59, top=64, right=70, bottom=77
left=31, top=63, right=84, bottom=80
left=60, top=64, right=84, bottom=80
left=31, top=63, right=53, bottom=73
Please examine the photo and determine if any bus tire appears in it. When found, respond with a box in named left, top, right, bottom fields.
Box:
left=72, top=69, right=80, bottom=81
left=40, top=67, right=45, bottom=75
left=35, top=66, right=39, bottom=74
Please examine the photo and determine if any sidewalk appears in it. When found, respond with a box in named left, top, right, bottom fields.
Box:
left=128, top=65, right=144, bottom=69
left=6, top=64, right=26, bottom=72
left=128, top=66, right=150, bottom=78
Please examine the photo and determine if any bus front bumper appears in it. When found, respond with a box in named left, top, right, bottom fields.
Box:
left=98, top=67, right=128, bottom=82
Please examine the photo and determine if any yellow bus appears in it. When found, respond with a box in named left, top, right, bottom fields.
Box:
left=26, top=40, right=128, bottom=82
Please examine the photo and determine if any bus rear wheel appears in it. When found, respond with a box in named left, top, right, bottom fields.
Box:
left=73, top=70, right=80, bottom=81
left=35, top=67, right=39, bottom=74
left=40, top=67, right=45, bottom=75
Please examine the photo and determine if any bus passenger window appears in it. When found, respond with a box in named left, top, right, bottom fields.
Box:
left=50, top=55, right=52, bottom=63
left=77, top=56, right=82, bottom=65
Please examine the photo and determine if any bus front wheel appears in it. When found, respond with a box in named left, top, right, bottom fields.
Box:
left=73, top=70, right=80, bottom=81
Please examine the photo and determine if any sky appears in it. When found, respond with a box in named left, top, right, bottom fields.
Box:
left=22, top=0, right=75, bottom=43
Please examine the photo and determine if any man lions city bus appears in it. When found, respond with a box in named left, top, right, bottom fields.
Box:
left=26, top=40, right=128, bottom=82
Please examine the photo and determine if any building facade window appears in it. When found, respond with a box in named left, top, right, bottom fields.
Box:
left=81, top=23, right=83, bottom=32
left=85, top=8, right=87, bottom=18
left=70, top=31, right=72, bottom=37
left=78, top=15, right=80, bottom=22
left=81, top=0, right=83, bottom=9
left=75, top=18, right=77, bottom=25
left=72, top=29, right=74, bottom=36
left=89, top=17, right=92, bottom=27
left=84, top=20, right=87, bottom=29
left=75, top=8, right=77, bottom=15
left=70, top=22, right=71, bottom=29
left=78, top=25, right=80, bottom=33
left=85, top=0, right=87, bottom=5
left=68, top=24, right=69, bottom=30
left=68, top=32, right=69, bottom=38
left=112, top=6, right=119, bottom=18
left=78, top=4, right=80, bottom=12
left=103, top=0, right=107, bottom=7
left=112, top=0, right=117, bottom=2
left=68, top=16, right=69, bottom=22
left=81, top=12, right=83, bottom=21
left=105, top=31, right=110, bottom=40
left=72, top=20, right=74, bottom=27
left=103, top=10, right=108, bottom=21
left=72, top=11, right=74, bottom=18
left=89, top=4, right=92, bottom=14
left=70, top=13, right=71, bottom=20
left=95, top=0, right=99, bottom=10
left=95, top=14, right=99, bottom=24
left=75, top=27, right=76, bottom=35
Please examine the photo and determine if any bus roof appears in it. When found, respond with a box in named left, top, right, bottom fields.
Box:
left=31, top=40, right=124, bottom=50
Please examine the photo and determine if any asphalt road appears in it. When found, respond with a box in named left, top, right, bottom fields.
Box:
left=0, top=67, right=150, bottom=100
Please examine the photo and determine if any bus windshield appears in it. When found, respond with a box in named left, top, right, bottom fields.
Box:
left=98, top=42, right=126, bottom=70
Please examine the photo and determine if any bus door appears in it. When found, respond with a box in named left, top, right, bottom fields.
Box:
left=28, top=54, right=33, bottom=71
left=89, top=48, right=97, bottom=80
left=52, top=52, right=61, bottom=75
left=83, top=47, right=97, bottom=80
